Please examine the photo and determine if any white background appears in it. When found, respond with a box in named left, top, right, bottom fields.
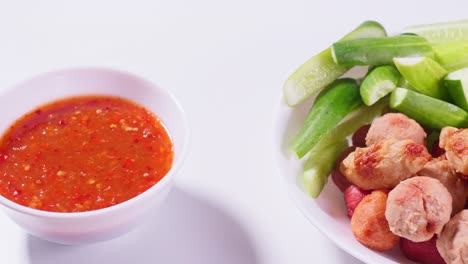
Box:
left=0, top=1, right=466, bottom=263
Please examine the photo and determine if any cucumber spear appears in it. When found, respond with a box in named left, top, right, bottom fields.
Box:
left=331, top=35, right=434, bottom=66
left=303, top=98, right=388, bottom=198
left=290, top=78, right=363, bottom=158
left=283, top=21, right=386, bottom=106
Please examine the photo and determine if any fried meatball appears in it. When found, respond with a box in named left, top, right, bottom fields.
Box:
left=386, top=176, right=452, bottom=242
left=436, top=210, right=468, bottom=264
left=351, top=190, right=399, bottom=251
left=418, top=157, right=468, bottom=215
left=340, top=139, right=431, bottom=190
left=440, top=127, right=468, bottom=175
left=366, top=113, right=426, bottom=146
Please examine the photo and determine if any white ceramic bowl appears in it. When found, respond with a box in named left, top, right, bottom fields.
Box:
left=0, top=68, right=190, bottom=245
left=273, top=96, right=410, bottom=264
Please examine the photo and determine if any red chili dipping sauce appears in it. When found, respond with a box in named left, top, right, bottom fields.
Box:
left=0, top=96, right=174, bottom=212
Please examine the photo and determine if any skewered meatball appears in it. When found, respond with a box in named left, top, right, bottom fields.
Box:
left=436, top=210, right=468, bottom=264
left=440, top=127, right=468, bottom=175
left=386, top=176, right=452, bottom=242
left=365, top=113, right=426, bottom=146
left=340, top=139, right=431, bottom=190
left=418, top=157, right=468, bottom=215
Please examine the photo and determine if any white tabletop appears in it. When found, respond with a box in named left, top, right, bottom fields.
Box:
left=0, top=1, right=466, bottom=263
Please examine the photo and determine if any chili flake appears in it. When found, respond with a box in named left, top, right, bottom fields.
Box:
left=0, top=96, right=174, bottom=212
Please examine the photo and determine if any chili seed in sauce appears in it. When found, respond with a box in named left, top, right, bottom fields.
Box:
left=0, top=96, right=174, bottom=212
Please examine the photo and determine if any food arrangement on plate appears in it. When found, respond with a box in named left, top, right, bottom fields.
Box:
left=281, top=20, right=468, bottom=264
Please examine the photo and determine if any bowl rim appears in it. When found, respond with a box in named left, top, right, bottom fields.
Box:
left=0, top=67, right=191, bottom=219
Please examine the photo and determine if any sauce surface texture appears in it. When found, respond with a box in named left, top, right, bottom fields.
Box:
left=0, top=96, right=173, bottom=212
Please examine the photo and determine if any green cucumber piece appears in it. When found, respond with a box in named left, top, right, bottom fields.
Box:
left=283, top=21, right=387, bottom=106
left=444, top=67, right=468, bottom=111
left=390, top=88, right=468, bottom=128
left=433, top=42, right=468, bottom=72
left=402, top=20, right=468, bottom=44
left=291, top=78, right=363, bottom=158
left=303, top=98, right=388, bottom=198
left=393, top=57, right=449, bottom=100
left=360, top=65, right=400, bottom=106
left=313, top=97, right=389, bottom=144
left=397, top=76, right=415, bottom=91
left=303, top=139, right=348, bottom=198
left=331, top=35, right=434, bottom=66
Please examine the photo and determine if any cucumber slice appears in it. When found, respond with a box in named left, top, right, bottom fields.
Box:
left=433, top=42, right=468, bottom=72
left=283, top=21, right=386, bottom=106
left=444, top=67, right=468, bottom=111
left=291, top=78, right=363, bottom=158
left=390, top=88, right=468, bottom=128
left=360, top=65, right=400, bottom=106
left=303, top=139, right=348, bottom=198
left=393, top=57, right=449, bottom=100
left=331, top=35, right=434, bottom=66
left=402, top=20, right=468, bottom=44
left=303, top=98, right=388, bottom=198
left=397, top=76, right=415, bottom=91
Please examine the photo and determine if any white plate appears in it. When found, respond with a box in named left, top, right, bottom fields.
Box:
left=272, top=94, right=412, bottom=264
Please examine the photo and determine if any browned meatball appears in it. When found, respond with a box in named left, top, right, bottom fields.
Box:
left=440, top=127, right=468, bottom=175
left=436, top=210, right=468, bottom=264
left=340, top=139, right=431, bottom=190
left=418, top=157, right=468, bottom=215
left=365, top=113, right=426, bottom=146
left=351, top=190, right=399, bottom=251
left=386, top=176, right=452, bottom=242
